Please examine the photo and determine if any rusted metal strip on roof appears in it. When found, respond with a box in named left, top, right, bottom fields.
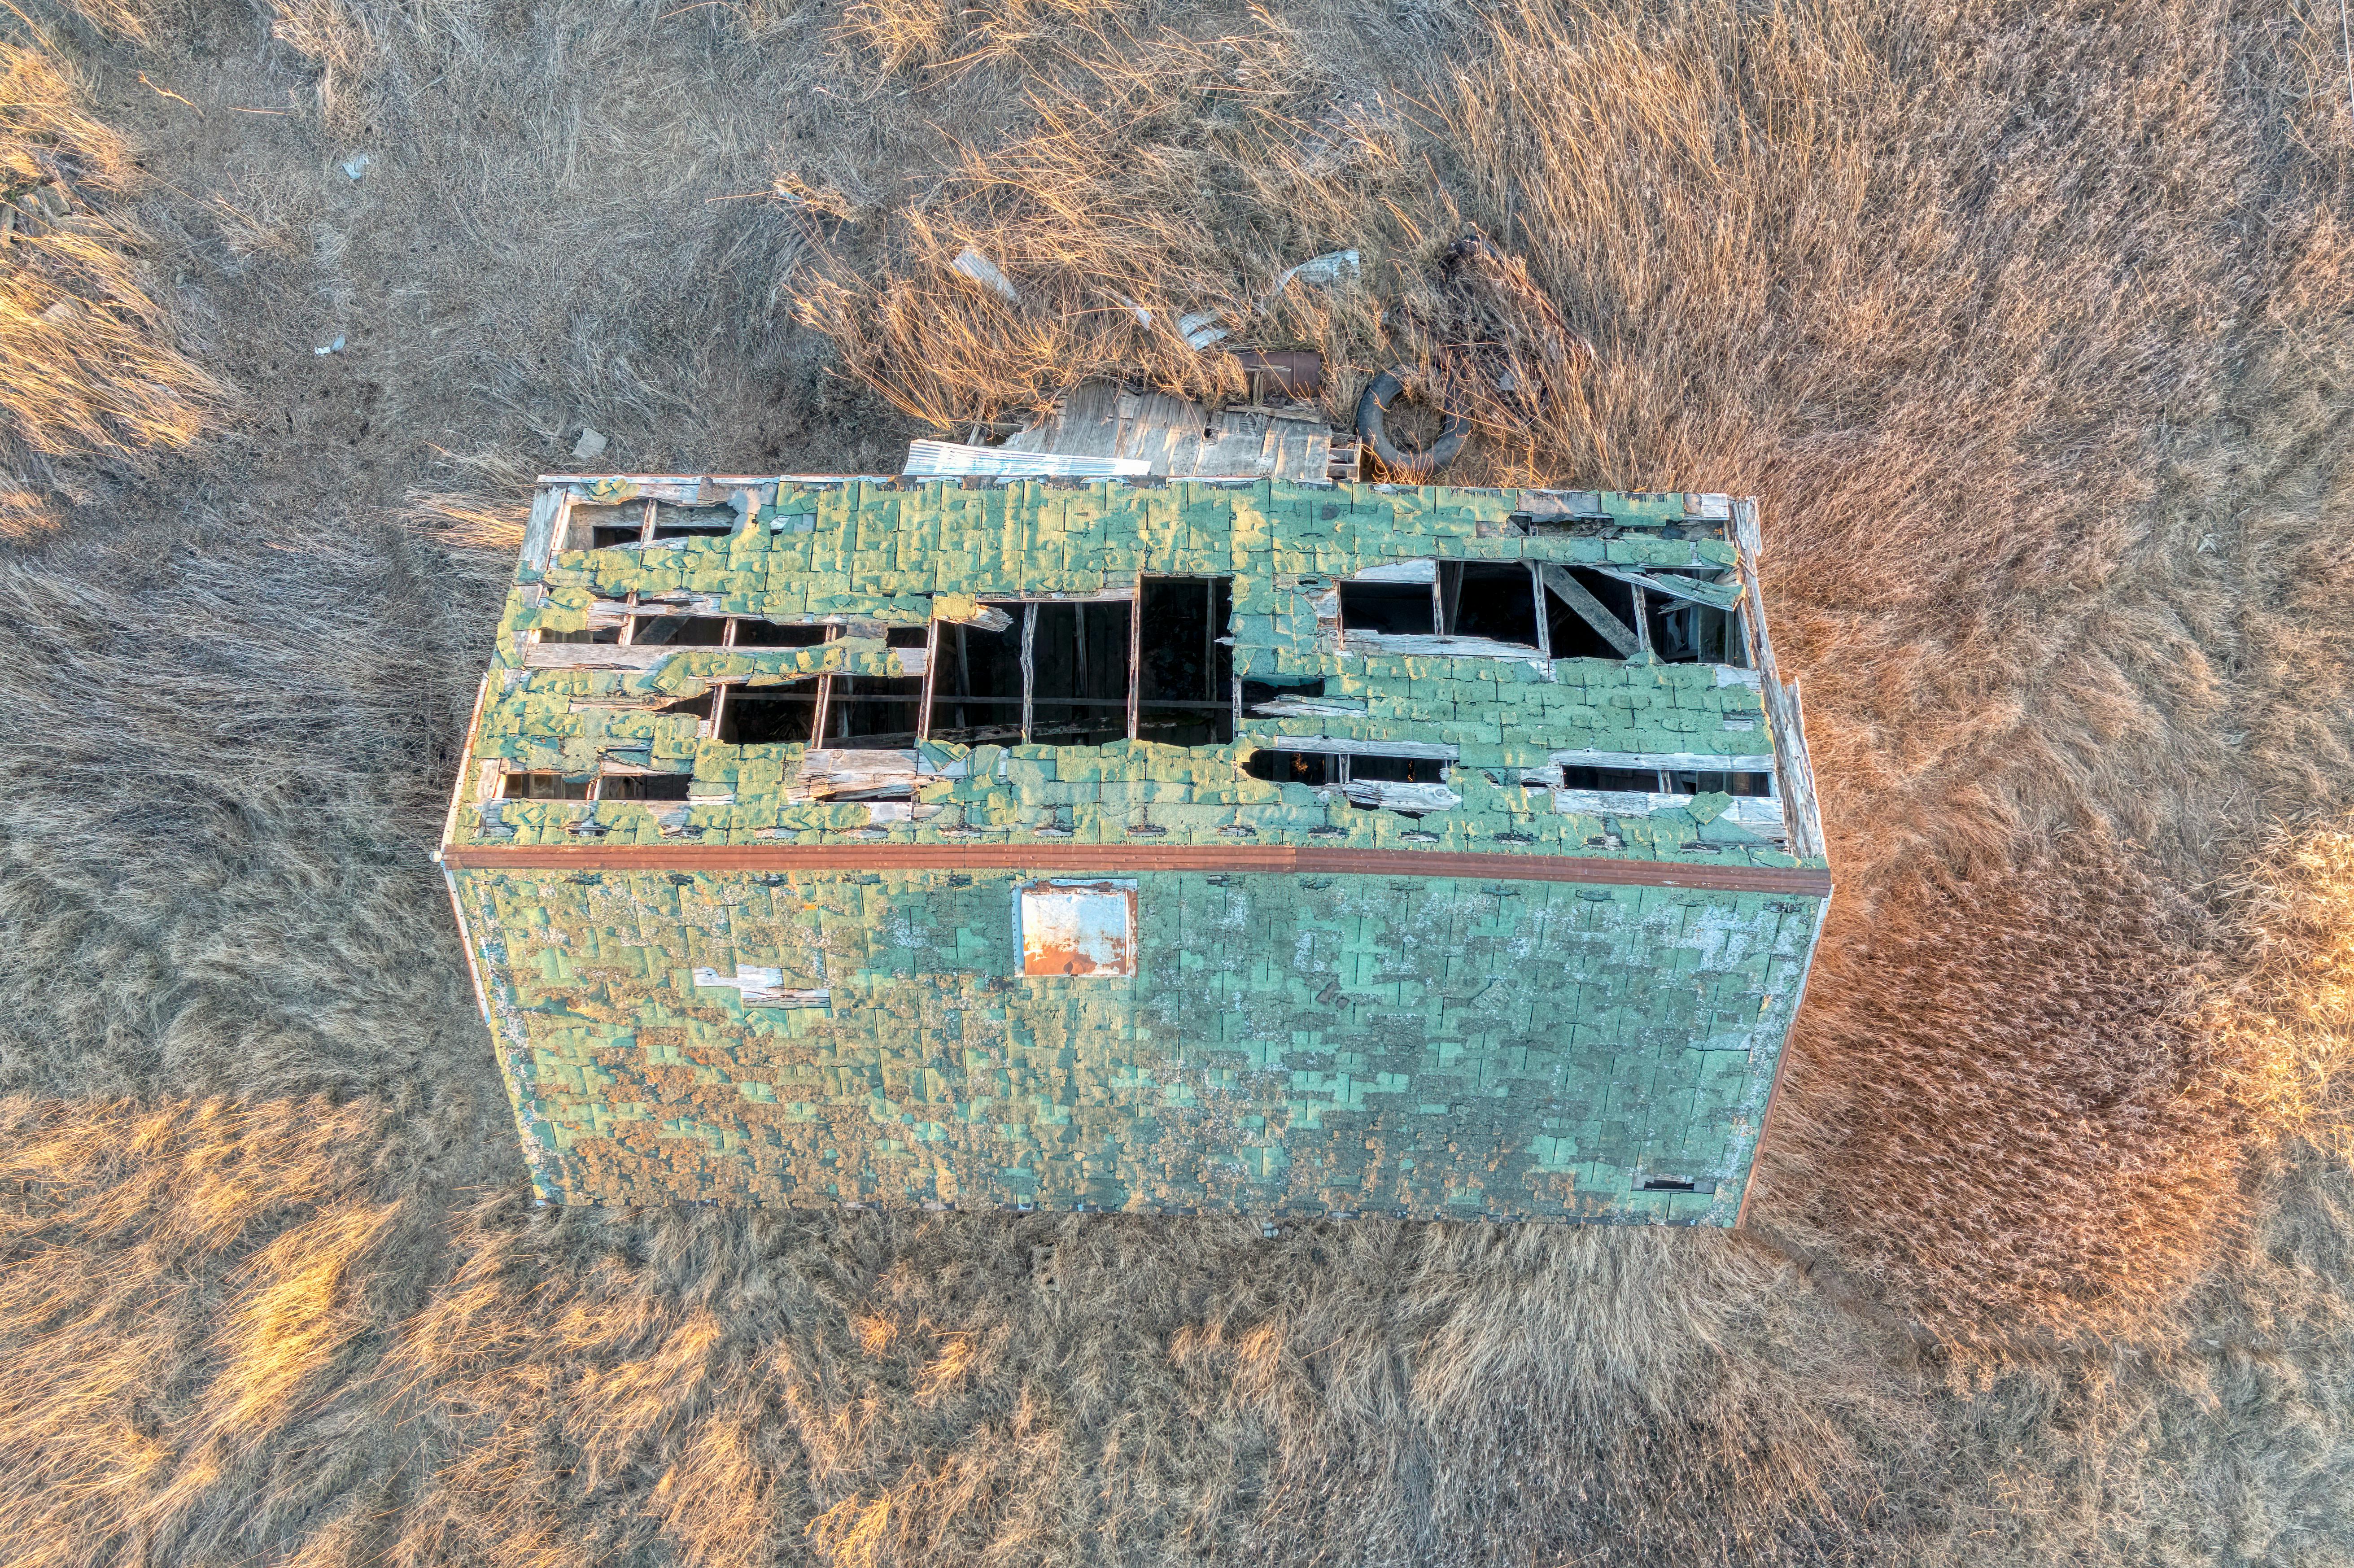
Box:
left=438, top=841, right=1833, bottom=896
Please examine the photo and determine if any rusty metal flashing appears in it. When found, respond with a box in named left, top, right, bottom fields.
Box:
left=438, top=840, right=1832, bottom=896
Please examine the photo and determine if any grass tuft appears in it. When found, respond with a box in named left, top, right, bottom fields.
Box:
left=0, top=38, right=223, bottom=532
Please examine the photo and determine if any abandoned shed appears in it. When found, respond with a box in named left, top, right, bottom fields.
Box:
left=436, top=475, right=1830, bottom=1224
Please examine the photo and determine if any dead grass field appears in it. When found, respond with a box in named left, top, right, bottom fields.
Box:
left=2, top=0, right=2353, bottom=1563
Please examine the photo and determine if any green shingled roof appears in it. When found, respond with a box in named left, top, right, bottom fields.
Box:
left=440, top=475, right=1830, bottom=1223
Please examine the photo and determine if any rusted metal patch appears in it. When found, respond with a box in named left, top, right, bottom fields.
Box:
left=1017, top=880, right=1138, bottom=977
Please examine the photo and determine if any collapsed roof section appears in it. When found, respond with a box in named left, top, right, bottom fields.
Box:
left=446, top=476, right=1822, bottom=862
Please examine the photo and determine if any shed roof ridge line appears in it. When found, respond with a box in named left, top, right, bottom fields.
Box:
left=439, top=841, right=1830, bottom=896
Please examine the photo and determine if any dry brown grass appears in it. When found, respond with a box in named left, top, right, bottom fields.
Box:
left=1, top=1093, right=1921, bottom=1568
left=0, top=32, right=221, bottom=533
left=2212, top=819, right=2354, bottom=1158
left=0, top=0, right=2351, bottom=1563
left=1760, top=834, right=2243, bottom=1342
left=834, top=0, right=1104, bottom=76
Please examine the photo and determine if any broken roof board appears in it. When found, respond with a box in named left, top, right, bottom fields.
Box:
left=440, top=475, right=1829, bottom=1223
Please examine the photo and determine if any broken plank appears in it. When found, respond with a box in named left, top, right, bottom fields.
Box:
left=1550, top=748, right=1778, bottom=772
left=1538, top=565, right=1639, bottom=657
left=523, top=642, right=675, bottom=669
left=1337, top=632, right=1546, bottom=660
left=1341, top=779, right=1462, bottom=813
left=1585, top=564, right=1744, bottom=611
left=795, top=748, right=922, bottom=800
left=1262, top=735, right=1458, bottom=759
left=520, top=486, right=566, bottom=573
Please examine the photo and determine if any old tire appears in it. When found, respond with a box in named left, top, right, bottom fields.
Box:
left=1356, top=366, right=1468, bottom=474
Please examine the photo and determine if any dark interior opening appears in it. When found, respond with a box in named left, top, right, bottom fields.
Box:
left=628, top=614, right=729, bottom=646
left=1438, top=562, right=1540, bottom=645
left=1137, top=578, right=1234, bottom=746
left=733, top=619, right=828, bottom=648
left=829, top=676, right=926, bottom=747
left=719, top=682, right=818, bottom=746
left=1639, top=1177, right=1701, bottom=1192
left=598, top=773, right=694, bottom=801
left=501, top=772, right=590, bottom=800
left=929, top=616, right=1026, bottom=742
left=651, top=502, right=739, bottom=540
left=1346, top=753, right=1449, bottom=784
left=1665, top=770, right=1774, bottom=798
left=1240, top=677, right=1325, bottom=710
left=1560, top=765, right=1663, bottom=792
left=885, top=625, right=930, bottom=648
left=655, top=691, right=713, bottom=721
left=1646, top=591, right=1744, bottom=665
left=1244, top=748, right=1336, bottom=785
left=1543, top=568, right=1639, bottom=660
left=1338, top=577, right=1434, bottom=637
left=1030, top=601, right=1135, bottom=746
left=581, top=507, right=640, bottom=550
left=540, top=626, right=621, bottom=645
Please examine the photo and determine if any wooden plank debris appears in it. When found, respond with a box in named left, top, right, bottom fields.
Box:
left=992, top=381, right=1334, bottom=480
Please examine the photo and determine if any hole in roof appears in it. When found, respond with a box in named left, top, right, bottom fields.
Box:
left=929, top=615, right=1026, bottom=744
left=1437, top=561, right=1539, bottom=645
left=828, top=676, right=925, bottom=748
left=574, top=504, right=639, bottom=550
left=1646, top=589, right=1745, bottom=665
left=1240, top=677, right=1324, bottom=709
left=1560, top=765, right=1661, bottom=792
left=599, top=773, right=693, bottom=801
left=719, top=681, right=817, bottom=746
left=1136, top=578, right=1232, bottom=747
left=1338, top=577, right=1434, bottom=637
left=651, top=502, right=738, bottom=539
left=1543, top=568, right=1639, bottom=660
left=629, top=614, right=728, bottom=646
left=734, top=620, right=828, bottom=647
left=1663, top=770, right=1774, bottom=797
left=1030, top=601, right=1134, bottom=746
left=1244, top=748, right=1336, bottom=785
left=500, top=772, right=589, bottom=800
left=1345, top=753, right=1448, bottom=784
